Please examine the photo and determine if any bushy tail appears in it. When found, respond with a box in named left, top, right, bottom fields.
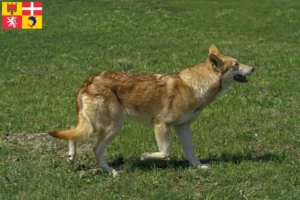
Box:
left=48, top=114, right=92, bottom=141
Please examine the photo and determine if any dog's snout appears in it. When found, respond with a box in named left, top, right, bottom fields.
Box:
left=251, top=67, right=255, bottom=73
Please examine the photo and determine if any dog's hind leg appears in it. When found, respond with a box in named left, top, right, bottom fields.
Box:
left=174, top=123, right=209, bottom=169
left=93, top=119, right=123, bottom=177
left=68, top=141, right=76, bottom=163
left=141, top=123, right=171, bottom=160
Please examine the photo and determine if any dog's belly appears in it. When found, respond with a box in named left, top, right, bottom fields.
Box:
left=175, top=110, right=201, bottom=124
left=124, top=107, right=154, bottom=124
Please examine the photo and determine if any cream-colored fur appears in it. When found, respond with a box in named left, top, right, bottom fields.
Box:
left=49, top=45, right=254, bottom=176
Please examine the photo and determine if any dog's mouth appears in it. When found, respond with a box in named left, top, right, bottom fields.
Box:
left=234, top=75, right=248, bottom=83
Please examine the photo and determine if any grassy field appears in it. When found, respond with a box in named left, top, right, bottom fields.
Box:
left=1, top=0, right=300, bottom=199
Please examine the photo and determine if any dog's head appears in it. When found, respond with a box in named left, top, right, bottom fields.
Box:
left=208, top=44, right=254, bottom=86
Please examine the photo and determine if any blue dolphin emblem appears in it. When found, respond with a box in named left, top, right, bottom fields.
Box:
left=28, top=16, right=36, bottom=28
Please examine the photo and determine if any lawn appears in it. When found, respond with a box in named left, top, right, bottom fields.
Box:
left=1, top=0, right=300, bottom=199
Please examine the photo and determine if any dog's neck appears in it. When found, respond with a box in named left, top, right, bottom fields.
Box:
left=178, top=61, right=226, bottom=103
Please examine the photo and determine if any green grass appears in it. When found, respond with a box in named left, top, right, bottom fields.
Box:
left=1, top=0, right=300, bottom=199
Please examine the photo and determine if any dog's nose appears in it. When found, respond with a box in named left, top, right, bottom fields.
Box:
left=251, top=67, right=255, bottom=73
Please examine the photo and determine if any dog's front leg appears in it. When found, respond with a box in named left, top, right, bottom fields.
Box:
left=174, top=123, right=209, bottom=169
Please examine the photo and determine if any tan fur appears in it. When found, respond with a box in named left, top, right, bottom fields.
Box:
left=49, top=45, right=254, bottom=176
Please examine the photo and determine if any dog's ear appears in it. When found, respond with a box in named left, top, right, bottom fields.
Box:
left=209, top=54, right=224, bottom=70
left=209, top=44, right=220, bottom=56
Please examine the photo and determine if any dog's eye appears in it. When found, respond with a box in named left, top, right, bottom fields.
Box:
left=233, top=62, right=239, bottom=69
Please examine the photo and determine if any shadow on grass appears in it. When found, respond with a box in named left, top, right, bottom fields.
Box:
left=202, top=151, right=287, bottom=165
left=125, top=151, right=288, bottom=171
left=75, top=151, right=287, bottom=175
left=129, top=159, right=191, bottom=171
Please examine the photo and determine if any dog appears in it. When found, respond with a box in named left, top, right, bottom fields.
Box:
left=49, top=44, right=254, bottom=176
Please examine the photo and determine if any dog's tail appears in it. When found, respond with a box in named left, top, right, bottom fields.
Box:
left=48, top=114, right=93, bottom=141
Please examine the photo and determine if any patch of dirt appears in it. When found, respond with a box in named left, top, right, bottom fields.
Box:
left=4, top=132, right=49, bottom=149
left=3, top=132, right=93, bottom=155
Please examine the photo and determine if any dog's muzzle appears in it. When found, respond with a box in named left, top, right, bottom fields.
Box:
left=234, top=67, right=254, bottom=83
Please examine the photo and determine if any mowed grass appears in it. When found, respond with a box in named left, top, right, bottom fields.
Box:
left=1, top=0, right=300, bottom=199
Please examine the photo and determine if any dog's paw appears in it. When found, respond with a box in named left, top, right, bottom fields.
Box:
left=111, top=169, right=122, bottom=177
left=67, top=155, right=75, bottom=163
left=140, top=152, right=149, bottom=161
left=197, top=164, right=210, bottom=169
